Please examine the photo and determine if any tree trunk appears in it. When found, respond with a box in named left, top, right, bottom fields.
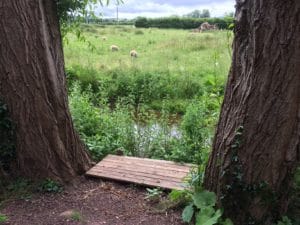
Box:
left=0, top=0, right=92, bottom=182
left=204, top=0, right=300, bottom=224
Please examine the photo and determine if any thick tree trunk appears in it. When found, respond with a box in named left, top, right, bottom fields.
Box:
left=204, top=0, right=300, bottom=224
left=0, top=1, right=92, bottom=182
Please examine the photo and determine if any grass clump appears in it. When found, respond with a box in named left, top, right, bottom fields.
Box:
left=0, top=214, right=7, bottom=224
left=37, top=179, right=63, bottom=193
left=70, top=211, right=83, bottom=222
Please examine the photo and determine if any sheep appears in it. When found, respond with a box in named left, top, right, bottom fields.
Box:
left=102, top=36, right=107, bottom=41
left=130, top=50, right=138, bottom=58
left=110, top=45, right=119, bottom=51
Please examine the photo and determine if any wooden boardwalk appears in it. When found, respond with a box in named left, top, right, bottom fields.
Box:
left=85, top=154, right=194, bottom=190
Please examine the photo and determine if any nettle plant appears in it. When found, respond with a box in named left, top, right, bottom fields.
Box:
left=182, top=188, right=233, bottom=225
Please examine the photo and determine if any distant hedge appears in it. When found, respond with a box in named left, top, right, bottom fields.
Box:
left=135, top=17, right=234, bottom=30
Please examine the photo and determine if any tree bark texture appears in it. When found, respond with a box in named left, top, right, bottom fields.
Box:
left=204, top=0, right=300, bottom=224
left=0, top=0, right=92, bottom=182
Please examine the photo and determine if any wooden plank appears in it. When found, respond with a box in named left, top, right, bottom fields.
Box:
left=106, top=154, right=193, bottom=166
left=87, top=169, right=182, bottom=187
left=97, top=161, right=189, bottom=178
left=103, top=158, right=191, bottom=173
left=104, top=155, right=193, bottom=172
left=107, top=155, right=193, bottom=169
left=88, top=166, right=188, bottom=183
left=85, top=154, right=194, bottom=190
left=86, top=170, right=187, bottom=190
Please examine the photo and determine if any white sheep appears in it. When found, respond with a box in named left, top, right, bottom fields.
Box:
left=130, top=49, right=138, bottom=58
left=110, top=45, right=119, bottom=51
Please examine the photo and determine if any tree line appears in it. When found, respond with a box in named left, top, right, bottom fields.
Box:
left=134, top=17, right=234, bottom=29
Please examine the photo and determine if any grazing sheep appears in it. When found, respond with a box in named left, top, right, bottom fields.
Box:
left=110, top=45, right=119, bottom=51
left=102, top=36, right=107, bottom=41
left=130, top=50, right=138, bottom=58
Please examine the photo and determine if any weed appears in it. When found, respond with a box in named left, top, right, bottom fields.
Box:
left=168, top=190, right=191, bottom=207
left=287, top=166, right=300, bottom=224
left=276, top=216, right=293, bottom=225
left=0, top=214, right=7, bottom=224
left=145, top=188, right=163, bottom=203
left=71, top=211, right=82, bottom=221
left=37, top=179, right=63, bottom=193
left=145, top=188, right=163, bottom=199
left=182, top=188, right=233, bottom=225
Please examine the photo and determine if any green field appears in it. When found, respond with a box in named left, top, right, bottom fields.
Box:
left=64, top=24, right=232, bottom=165
left=64, top=24, right=231, bottom=77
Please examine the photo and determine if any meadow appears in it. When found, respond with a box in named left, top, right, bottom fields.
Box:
left=64, top=24, right=232, bottom=168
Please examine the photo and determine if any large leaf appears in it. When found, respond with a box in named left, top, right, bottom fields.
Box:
left=221, top=218, right=234, bottom=225
left=196, top=208, right=222, bottom=225
left=277, top=216, right=293, bottom=225
left=182, top=204, right=194, bottom=223
left=193, top=190, right=216, bottom=209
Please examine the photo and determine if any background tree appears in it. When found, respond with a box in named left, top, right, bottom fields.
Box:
left=224, top=12, right=234, bottom=18
left=204, top=0, right=300, bottom=224
left=0, top=0, right=112, bottom=182
left=185, top=9, right=210, bottom=18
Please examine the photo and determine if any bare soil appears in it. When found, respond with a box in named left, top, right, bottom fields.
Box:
left=0, top=177, right=184, bottom=225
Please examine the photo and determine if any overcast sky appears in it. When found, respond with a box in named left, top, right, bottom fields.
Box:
left=94, top=0, right=236, bottom=19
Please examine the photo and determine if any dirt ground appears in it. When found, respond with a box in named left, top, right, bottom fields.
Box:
left=0, top=177, right=185, bottom=225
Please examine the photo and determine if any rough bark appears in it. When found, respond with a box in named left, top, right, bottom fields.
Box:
left=0, top=0, right=92, bottom=182
left=204, top=0, right=300, bottom=224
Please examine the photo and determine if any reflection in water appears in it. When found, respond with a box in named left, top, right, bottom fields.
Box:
left=133, top=122, right=182, bottom=157
left=134, top=123, right=181, bottom=139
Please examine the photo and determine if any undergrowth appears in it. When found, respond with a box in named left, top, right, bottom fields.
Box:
left=69, top=82, right=221, bottom=163
left=0, top=100, right=16, bottom=175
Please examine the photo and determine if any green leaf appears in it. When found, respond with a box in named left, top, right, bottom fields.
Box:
left=277, top=216, right=292, bottom=225
left=221, top=218, right=234, bottom=225
left=0, top=214, right=7, bottom=223
left=182, top=204, right=194, bottom=223
left=169, top=190, right=188, bottom=201
left=196, top=208, right=221, bottom=225
left=193, top=190, right=216, bottom=209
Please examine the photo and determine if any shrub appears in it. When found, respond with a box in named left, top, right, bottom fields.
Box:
left=135, top=17, right=149, bottom=28
left=66, top=65, right=101, bottom=93
left=69, top=83, right=136, bottom=160
left=134, top=29, right=144, bottom=35
left=37, top=179, right=63, bottom=193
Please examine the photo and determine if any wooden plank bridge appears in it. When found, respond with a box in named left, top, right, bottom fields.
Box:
left=85, top=154, right=195, bottom=190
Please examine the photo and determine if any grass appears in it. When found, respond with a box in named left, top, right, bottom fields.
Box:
left=64, top=24, right=231, bottom=113
left=64, top=24, right=231, bottom=75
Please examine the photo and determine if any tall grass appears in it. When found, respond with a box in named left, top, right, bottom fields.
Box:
left=69, top=83, right=221, bottom=164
